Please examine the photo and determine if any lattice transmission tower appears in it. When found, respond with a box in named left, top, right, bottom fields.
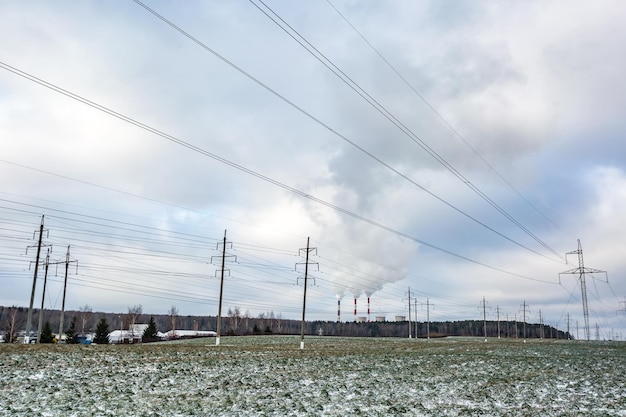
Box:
left=559, top=239, right=607, bottom=341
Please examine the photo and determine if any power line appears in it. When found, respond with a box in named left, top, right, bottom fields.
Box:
left=325, top=0, right=566, bottom=237
left=246, top=0, right=563, bottom=261
left=0, top=62, right=557, bottom=285
left=128, top=0, right=562, bottom=264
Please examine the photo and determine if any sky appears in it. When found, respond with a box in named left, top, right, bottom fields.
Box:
left=1, top=0, right=625, bottom=340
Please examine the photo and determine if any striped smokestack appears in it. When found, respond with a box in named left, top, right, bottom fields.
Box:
left=337, top=299, right=341, bottom=323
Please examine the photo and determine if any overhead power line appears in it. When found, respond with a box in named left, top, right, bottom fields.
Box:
left=132, top=0, right=562, bottom=263
left=325, top=0, right=566, bottom=238
left=0, top=61, right=555, bottom=284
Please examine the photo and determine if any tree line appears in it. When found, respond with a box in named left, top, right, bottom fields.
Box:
left=1, top=304, right=572, bottom=342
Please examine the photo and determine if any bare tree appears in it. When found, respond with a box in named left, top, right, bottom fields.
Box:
left=168, top=305, right=178, bottom=338
left=4, top=306, right=22, bottom=343
left=79, top=304, right=92, bottom=335
left=228, top=306, right=241, bottom=335
left=126, top=305, right=143, bottom=338
left=274, top=312, right=284, bottom=334
left=243, top=309, right=251, bottom=334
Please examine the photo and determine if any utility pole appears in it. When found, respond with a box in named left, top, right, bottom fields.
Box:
left=538, top=310, right=544, bottom=339
left=36, top=248, right=51, bottom=343
left=25, top=215, right=48, bottom=344
left=479, top=297, right=490, bottom=342
left=566, top=313, right=571, bottom=340
left=520, top=301, right=529, bottom=343
left=559, top=240, right=607, bottom=341
left=496, top=305, right=501, bottom=339
left=58, top=245, right=78, bottom=338
left=296, top=237, right=317, bottom=350
left=404, top=287, right=413, bottom=339
left=414, top=299, right=418, bottom=339
left=506, top=314, right=509, bottom=338
left=211, top=230, right=236, bottom=347
left=420, top=298, right=434, bottom=340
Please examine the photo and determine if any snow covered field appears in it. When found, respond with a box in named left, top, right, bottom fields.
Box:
left=0, top=336, right=624, bottom=416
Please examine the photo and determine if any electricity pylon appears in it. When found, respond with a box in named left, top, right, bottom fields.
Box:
left=478, top=297, right=491, bottom=342
left=296, top=237, right=318, bottom=350
left=211, top=230, right=236, bottom=347
left=559, top=239, right=607, bottom=341
left=24, top=215, right=50, bottom=344
left=420, top=298, right=434, bottom=340
left=58, top=245, right=78, bottom=338
left=404, top=287, right=415, bottom=339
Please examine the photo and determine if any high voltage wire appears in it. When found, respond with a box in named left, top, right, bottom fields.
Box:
left=0, top=62, right=557, bottom=285
left=246, top=0, right=563, bottom=261
left=325, top=0, right=566, bottom=237
left=0, top=204, right=479, bottom=318
left=132, top=0, right=561, bottom=264
left=0, top=194, right=421, bottom=307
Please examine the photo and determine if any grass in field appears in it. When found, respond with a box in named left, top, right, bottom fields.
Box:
left=1, top=336, right=624, bottom=416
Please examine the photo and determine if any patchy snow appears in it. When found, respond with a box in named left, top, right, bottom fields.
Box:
left=0, top=337, right=624, bottom=416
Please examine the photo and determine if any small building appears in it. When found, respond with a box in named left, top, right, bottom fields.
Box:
left=395, top=315, right=406, bottom=322
left=109, top=324, right=148, bottom=344
left=375, top=316, right=386, bottom=322
left=159, top=329, right=217, bottom=340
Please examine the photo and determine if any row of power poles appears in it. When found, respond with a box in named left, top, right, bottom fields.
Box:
left=24, top=215, right=77, bottom=343
left=211, top=231, right=318, bottom=350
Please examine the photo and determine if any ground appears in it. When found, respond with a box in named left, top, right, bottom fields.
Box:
left=0, top=336, right=624, bottom=416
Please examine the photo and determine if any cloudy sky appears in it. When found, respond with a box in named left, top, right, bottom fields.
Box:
left=1, top=1, right=625, bottom=339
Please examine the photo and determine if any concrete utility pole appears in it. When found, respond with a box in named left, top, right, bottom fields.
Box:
left=211, top=230, right=236, bottom=347
left=25, top=215, right=48, bottom=344
left=496, top=306, right=501, bottom=339
left=539, top=310, right=544, bottom=339
left=506, top=314, right=509, bottom=338
left=58, top=246, right=78, bottom=338
left=421, top=298, right=433, bottom=340
left=414, top=299, right=418, bottom=339
left=405, top=287, right=413, bottom=339
left=36, top=248, right=51, bottom=343
left=559, top=240, right=607, bottom=341
left=480, top=297, right=489, bottom=342
left=520, top=301, right=529, bottom=343
left=296, top=237, right=317, bottom=350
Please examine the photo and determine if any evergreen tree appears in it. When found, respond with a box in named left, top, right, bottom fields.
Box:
left=40, top=320, right=54, bottom=343
left=93, top=316, right=110, bottom=344
left=65, top=316, right=79, bottom=344
left=142, top=316, right=158, bottom=343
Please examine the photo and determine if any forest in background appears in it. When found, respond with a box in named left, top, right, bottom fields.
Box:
left=1, top=304, right=572, bottom=342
